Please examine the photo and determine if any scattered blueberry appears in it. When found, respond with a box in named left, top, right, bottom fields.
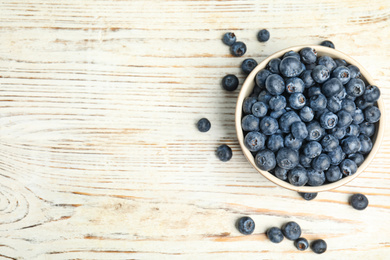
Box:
left=267, top=227, right=284, bottom=243
left=364, top=106, right=381, bottom=123
left=257, top=29, right=270, bottom=42
left=230, top=41, right=247, bottom=57
left=299, top=192, right=318, bottom=200
left=300, top=47, right=317, bottom=64
left=326, top=165, right=342, bottom=182
left=295, top=237, right=309, bottom=251
left=281, top=221, right=302, bottom=240
left=197, top=118, right=211, bottom=132
left=222, top=74, right=239, bottom=91
left=267, top=58, right=281, bottom=74
left=217, top=144, right=233, bottom=162
left=242, top=58, right=258, bottom=74
left=280, top=56, right=304, bottom=78
left=320, top=40, right=335, bottom=49
left=311, top=239, right=327, bottom=254
left=255, top=149, right=276, bottom=171
left=340, top=159, right=358, bottom=176
left=236, top=216, right=255, bottom=235
left=350, top=193, right=369, bottom=210
left=244, top=131, right=266, bottom=152
left=252, top=102, right=268, bottom=118
left=222, top=32, right=236, bottom=46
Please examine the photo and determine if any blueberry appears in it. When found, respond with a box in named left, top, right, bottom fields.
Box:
left=299, top=106, right=314, bottom=122
left=284, top=133, right=303, bottom=150
left=350, top=193, right=369, bottom=210
left=348, top=65, right=361, bottom=79
left=255, top=69, right=272, bottom=88
left=340, top=159, right=358, bottom=176
left=305, top=63, right=316, bottom=70
left=275, top=166, right=288, bottom=180
left=266, top=227, right=284, bottom=243
left=270, top=109, right=286, bottom=119
left=320, top=111, right=338, bottom=129
left=289, top=93, right=306, bottom=110
left=346, top=78, right=365, bottom=97
left=355, top=97, right=373, bottom=110
left=331, top=66, right=351, bottom=85
left=337, top=110, right=353, bottom=128
left=311, top=239, right=327, bottom=254
left=267, top=58, right=281, bottom=74
left=251, top=86, right=262, bottom=97
left=318, top=56, right=337, bottom=72
left=321, top=78, right=343, bottom=97
left=345, top=124, right=360, bottom=137
left=312, top=65, right=330, bottom=83
left=341, top=136, right=361, bottom=154
left=222, top=74, right=239, bottom=91
left=222, top=32, right=236, bottom=46
left=329, top=127, right=346, bottom=140
left=363, top=85, right=381, bottom=103
left=358, top=134, right=373, bottom=154
left=279, top=111, right=301, bottom=133
left=306, top=121, right=325, bottom=141
left=236, top=216, right=255, bottom=235
left=197, top=118, right=211, bottom=132
left=280, top=56, right=304, bottom=78
left=307, top=168, right=326, bottom=186
left=309, top=94, right=327, bottom=111
left=341, top=99, right=356, bottom=114
left=281, top=221, right=302, bottom=240
left=257, top=29, right=270, bottom=42
left=320, top=40, right=335, bottom=49
left=327, top=146, right=346, bottom=165
left=285, top=77, right=305, bottom=93
left=241, top=58, right=258, bottom=74
left=314, top=108, right=330, bottom=121
left=260, top=116, right=279, bottom=135
left=258, top=90, right=273, bottom=104
left=216, top=144, right=233, bottom=162
left=255, top=149, right=276, bottom=171
left=252, top=102, right=268, bottom=117
left=267, top=134, right=284, bottom=152
left=311, top=153, right=331, bottom=172
left=300, top=47, right=317, bottom=64
left=283, top=50, right=301, bottom=61
left=277, top=148, right=299, bottom=170
left=265, top=74, right=285, bottom=95
left=295, top=237, right=309, bottom=251
left=242, top=115, right=260, bottom=132
left=300, top=70, right=315, bottom=88
left=307, top=86, right=322, bottom=98
left=321, top=134, right=339, bottom=152
left=335, top=88, right=347, bottom=100
left=364, top=106, right=381, bottom=123
left=302, top=141, right=321, bottom=159
left=335, top=59, right=347, bottom=67
left=243, top=97, right=258, bottom=114
left=327, top=97, right=342, bottom=113
left=269, top=95, right=287, bottom=111
left=348, top=153, right=365, bottom=167
left=244, top=131, right=266, bottom=152
left=230, top=41, right=247, bottom=57
left=288, top=166, right=308, bottom=186
left=359, top=122, right=375, bottom=137
left=291, top=121, right=308, bottom=140
left=299, top=192, right=317, bottom=200
left=300, top=154, right=312, bottom=168
left=326, top=165, right=342, bottom=182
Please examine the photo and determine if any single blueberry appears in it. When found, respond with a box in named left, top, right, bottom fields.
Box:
left=307, top=168, right=326, bottom=186
left=216, top=144, right=233, bottom=162
left=276, top=148, right=299, bottom=170
left=291, top=121, right=308, bottom=140
left=314, top=108, right=330, bottom=121
left=350, top=193, right=369, bottom=210
left=244, top=131, right=266, bottom=152
left=326, top=165, right=342, bottom=182
left=348, top=153, right=365, bottom=167
left=341, top=99, right=356, bottom=114
left=303, top=141, right=322, bottom=159
left=258, top=90, right=273, bottom=104
left=327, top=146, right=346, bottom=165
left=345, top=124, right=360, bottom=137
left=255, top=69, right=272, bottom=88
left=252, top=102, right=268, bottom=118
left=288, top=166, right=308, bottom=186
left=306, top=121, right=326, bottom=141
left=340, top=159, right=358, bottom=176
left=241, top=58, right=258, bottom=74
left=280, top=56, right=304, bottom=78
left=358, top=134, right=373, bottom=154
left=311, top=154, right=331, bottom=172
left=295, top=237, right=309, bottom=251
left=364, top=106, right=381, bottom=123
left=289, top=93, right=306, bottom=110
left=321, top=78, right=343, bottom=97
left=270, top=108, right=286, bottom=119
left=355, top=97, right=374, bottom=110
left=236, top=216, right=255, bottom=235
left=300, top=154, right=312, bottom=168
left=363, top=85, right=381, bottom=103
left=257, top=29, right=270, bottom=42
left=318, top=56, right=337, bottom=72
left=251, top=85, right=262, bottom=97
left=335, top=59, right=347, bottom=67
left=299, top=106, right=314, bottom=122
left=265, top=74, right=285, bottom=95
left=222, top=32, right=236, bottom=46
left=197, top=118, right=211, bottom=132
left=300, top=47, right=317, bottom=64
left=320, top=40, right=335, bottom=49
left=279, top=111, right=301, bottom=133
left=222, top=74, right=239, bottom=91
left=300, top=70, right=315, bottom=88
left=299, top=192, right=317, bottom=201
left=267, top=134, right=284, bottom=152
left=275, top=166, right=288, bottom=180
left=243, top=97, right=258, bottom=114
left=242, top=115, right=260, bottom=132
left=311, top=239, right=327, bottom=254
left=269, top=95, right=287, bottom=111
left=307, top=86, right=322, bottom=98
left=337, top=110, right=353, bottom=128
left=346, top=78, right=365, bottom=97
left=266, top=227, right=284, bottom=243
left=230, top=41, right=247, bottom=57
left=309, top=94, right=327, bottom=111
left=260, top=116, right=279, bottom=135
left=331, top=66, right=351, bottom=85
left=321, top=134, right=339, bottom=152
left=267, top=58, right=281, bottom=74
left=281, top=221, right=302, bottom=240
left=283, top=50, right=301, bottom=61
left=341, top=136, right=361, bottom=154
left=359, top=122, right=375, bottom=137
left=336, top=88, right=347, bottom=100
left=348, top=65, right=361, bottom=79
left=285, top=77, right=305, bottom=93
left=329, top=127, right=347, bottom=140
left=312, top=65, right=330, bottom=83
left=255, top=149, right=276, bottom=171
left=284, top=133, right=303, bottom=150
left=327, top=96, right=342, bottom=113
left=320, top=111, right=338, bottom=129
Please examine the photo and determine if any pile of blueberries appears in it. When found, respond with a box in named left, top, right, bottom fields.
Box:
left=241, top=47, right=381, bottom=187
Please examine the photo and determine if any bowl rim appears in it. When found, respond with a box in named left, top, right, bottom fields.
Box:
left=235, top=45, right=385, bottom=192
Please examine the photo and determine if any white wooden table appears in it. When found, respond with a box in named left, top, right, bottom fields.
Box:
left=1, top=1, right=390, bottom=259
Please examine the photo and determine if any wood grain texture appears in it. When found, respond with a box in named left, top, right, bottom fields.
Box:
left=0, top=0, right=390, bottom=259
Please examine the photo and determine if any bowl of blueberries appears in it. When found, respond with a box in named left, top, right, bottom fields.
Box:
left=235, top=45, right=384, bottom=192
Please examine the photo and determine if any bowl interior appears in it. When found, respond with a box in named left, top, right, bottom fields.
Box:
left=235, top=45, right=385, bottom=193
